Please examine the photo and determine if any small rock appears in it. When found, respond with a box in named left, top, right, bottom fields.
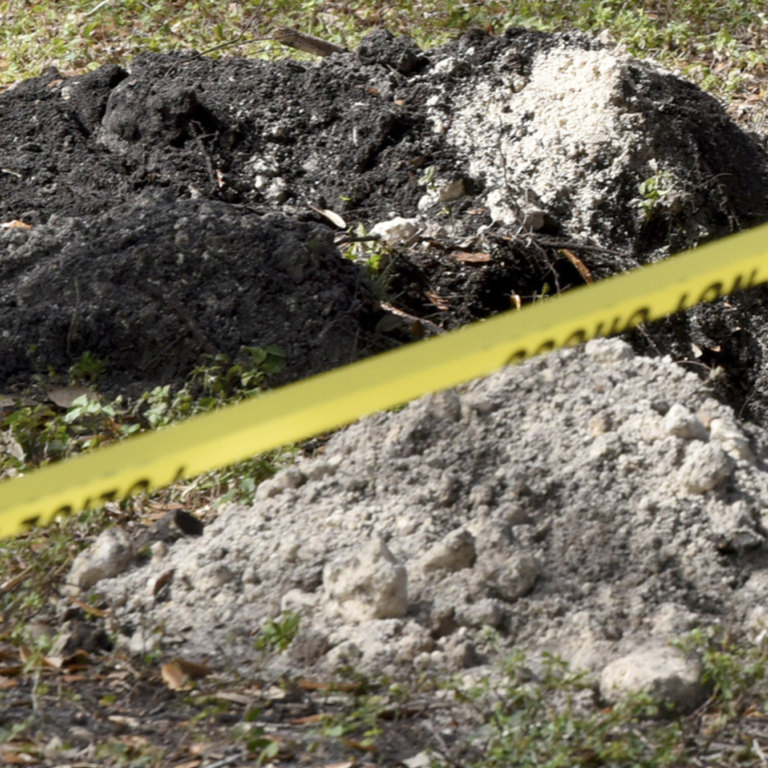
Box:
left=599, top=645, right=706, bottom=713
left=370, top=216, right=420, bottom=246
left=479, top=552, right=540, bottom=602
left=436, top=178, right=466, bottom=202
left=588, top=412, right=612, bottom=437
left=419, top=528, right=476, bottom=572
left=64, top=527, right=134, bottom=594
left=709, top=501, right=764, bottom=553
left=403, top=751, right=433, bottom=768
left=191, top=563, right=236, bottom=592
left=710, top=417, right=755, bottom=463
left=679, top=442, right=735, bottom=493
left=323, top=535, right=408, bottom=621
left=662, top=404, right=708, bottom=440
left=584, top=338, right=634, bottom=362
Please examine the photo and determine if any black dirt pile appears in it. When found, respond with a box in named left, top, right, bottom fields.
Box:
left=1, top=27, right=768, bottom=415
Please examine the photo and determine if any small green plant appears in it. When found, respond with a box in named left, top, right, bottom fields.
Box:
left=232, top=709, right=282, bottom=763
left=439, top=650, right=688, bottom=767
left=69, top=350, right=109, bottom=384
left=188, top=344, right=286, bottom=402
left=677, top=626, right=768, bottom=712
left=637, top=169, right=674, bottom=220
left=254, top=611, right=301, bottom=652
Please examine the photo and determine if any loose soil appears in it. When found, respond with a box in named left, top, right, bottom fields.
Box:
left=4, top=26, right=768, bottom=766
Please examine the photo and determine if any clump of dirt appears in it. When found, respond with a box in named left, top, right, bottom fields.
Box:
left=2, top=27, right=768, bottom=404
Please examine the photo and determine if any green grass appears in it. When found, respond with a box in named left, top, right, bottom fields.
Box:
left=1, top=0, right=766, bottom=121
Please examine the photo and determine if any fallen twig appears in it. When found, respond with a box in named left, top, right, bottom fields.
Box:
left=272, top=26, right=348, bottom=57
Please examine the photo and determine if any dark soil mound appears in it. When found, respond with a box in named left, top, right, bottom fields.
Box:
left=2, top=27, right=768, bottom=415
left=0, top=195, right=377, bottom=394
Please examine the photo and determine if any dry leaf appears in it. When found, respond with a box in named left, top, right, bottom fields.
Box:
left=213, top=690, right=254, bottom=705
left=162, top=660, right=189, bottom=690
left=162, top=657, right=212, bottom=690
left=341, top=736, right=377, bottom=753
left=69, top=597, right=109, bottom=618
left=0, top=747, right=40, bottom=764
left=511, top=292, right=522, bottom=310
left=174, top=760, right=202, bottom=768
left=559, top=248, right=593, bottom=283
left=0, top=219, right=31, bottom=229
left=152, top=569, right=175, bottom=597
left=47, top=385, right=97, bottom=408
left=424, top=290, right=450, bottom=310
left=289, top=713, right=324, bottom=725
left=108, top=714, right=140, bottom=729
left=0, top=565, right=34, bottom=591
left=323, top=762, right=355, bottom=768
left=410, top=320, right=424, bottom=339
left=298, top=679, right=364, bottom=693
left=453, top=251, right=492, bottom=264
left=0, top=676, right=17, bottom=689
left=308, top=204, right=346, bottom=229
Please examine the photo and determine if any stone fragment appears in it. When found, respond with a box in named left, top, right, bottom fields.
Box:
left=479, top=553, right=540, bottom=602
left=64, top=527, right=134, bottom=594
left=323, top=535, right=408, bottom=621
left=280, top=588, right=318, bottom=616
left=419, top=528, right=476, bottom=573
left=710, top=417, right=755, bottom=463
left=256, top=466, right=306, bottom=499
left=584, top=338, right=634, bottom=362
left=599, top=645, right=706, bottom=713
left=191, top=563, right=236, bottom=593
left=588, top=412, right=612, bottom=437
left=649, top=602, right=699, bottom=637
left=436, top=178, right=466, bottom=202
left=709, top=501, right=764, bottom=553
left=370, top=216, right=419, bottom=246
left=679, top=442, right=735, bottom=493
left=662, top=404, right=708, bottom=440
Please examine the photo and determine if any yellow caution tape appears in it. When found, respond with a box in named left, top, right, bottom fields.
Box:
left=1, top=223, right=768, bottom=539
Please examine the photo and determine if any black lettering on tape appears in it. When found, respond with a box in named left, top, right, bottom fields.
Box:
left=505, top=349, right=528, bottom=366
left=124, top=478, right=150, bottom=500
left=171, top=465, right=186, bottom=483
left=675, top=293, right=690, bottom=313
left=593, top=316, right=623, bottom=339
left=728, top=269, right=759, bottom=294
left=533, top=339, right=557, bottom=356
left=52, top=504, right=73, bottom=519
left=81, top=489, right=118, bottom=512
left=563, top=328, right=588, bottom=347
left=697, top=282, right=723, bottom=305
left=22, top=515, right=41, bottom=531
left=622, top=306, right=651, bottom=331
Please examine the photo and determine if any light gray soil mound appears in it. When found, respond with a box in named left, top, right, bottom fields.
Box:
left=79, top=339, right=768, bottom=683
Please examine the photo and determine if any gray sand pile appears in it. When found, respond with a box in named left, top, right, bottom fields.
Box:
left=70, top=338, right=768, bottom=695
